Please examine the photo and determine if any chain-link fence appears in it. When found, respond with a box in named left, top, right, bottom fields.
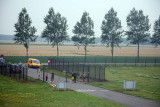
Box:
left=50, top=56, right=160, bottom=66
left=0, top=64, right=28, bottom=81
left=48, top=58, right=105, bottom=82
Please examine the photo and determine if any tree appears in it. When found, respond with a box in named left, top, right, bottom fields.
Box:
left=42, top=8, right=68, bottom=57
left=14, top=8, right=37, bottom=63
left=126, top=8, right=150, bottom=61
left=151, top=16, right=160, bottom=47
left=72, top=12, right=95, bottom=63
left=101, top=8, right=123, bottom=62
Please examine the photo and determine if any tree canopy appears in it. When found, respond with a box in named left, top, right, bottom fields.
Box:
left=42, top=7, right=68, bottom=57
left=72, top=11, right=95, bottom=62
left=126, top=8, right=150, bottom=61
left=14, top=8, right=37, bottom=62
left=101, top=8, right=123, bottom=61
left=151, top=16, right=160, bottom=47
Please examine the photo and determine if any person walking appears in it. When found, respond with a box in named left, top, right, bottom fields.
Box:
left=74, top=72, right=77, bottom=83
left=83, top=73, right=86, bottom=83
left=72, top=72, right=74, bottom=82
left=46, top=74, right=48, bottom=82
left=80, top=73, right=82, bottom=82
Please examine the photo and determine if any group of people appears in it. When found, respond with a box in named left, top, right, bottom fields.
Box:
left=72, top=72, right=86, bottom=83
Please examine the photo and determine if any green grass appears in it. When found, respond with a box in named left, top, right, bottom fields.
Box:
left=0, top=75, right=125, bottom=107
left=4, top=56, right=160, bottom=64
left=89, top=67, right=160, bottom=102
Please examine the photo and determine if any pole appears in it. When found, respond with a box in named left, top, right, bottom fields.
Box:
left=43, top=65, right=45, bottom=82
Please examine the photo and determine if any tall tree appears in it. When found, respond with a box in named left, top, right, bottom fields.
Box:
left=126, top=8, right=150, bottom=61
left=101, top=8, right=123, bottom=62
left=42, top=7, right=68, bottom=57
left=14, top=8, right=37, bottom=63
left=72, top=12, right=95, bottom=63
left=151, top=16, right=160, bottom=47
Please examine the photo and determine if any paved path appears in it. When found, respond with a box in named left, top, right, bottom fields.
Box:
left=28, top=68, right=160, bottom=107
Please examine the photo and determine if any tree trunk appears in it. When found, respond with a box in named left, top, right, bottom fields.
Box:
left=26, top=47, right=28, bottom=64
left=84, top=45, right=87, bottom=63
left=111, top=42, right=114, bottom=63
left=57, top=44, right=59, bottom=58
left=137, top=42, right=139, bottom=62
left=111, top=46, right=114, bottom=63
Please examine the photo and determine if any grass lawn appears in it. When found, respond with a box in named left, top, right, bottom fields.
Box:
left=0, top=75, right=125, bottom=107
left=89, top=67, right=160, bottom=102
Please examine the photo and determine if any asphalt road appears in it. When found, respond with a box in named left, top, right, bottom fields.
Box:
left=28, top=68, right=160, bottom=107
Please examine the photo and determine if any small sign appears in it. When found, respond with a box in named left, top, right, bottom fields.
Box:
left=124, top=80, right=136, bottom=90
left=47, top=60, right=51, bottom=63
left=56, top=82, right=66, bottom=89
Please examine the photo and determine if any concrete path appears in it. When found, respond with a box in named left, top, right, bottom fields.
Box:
left=28, top=68, right=160, bottom=107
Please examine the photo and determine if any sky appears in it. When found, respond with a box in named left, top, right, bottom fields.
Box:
left=0, top=0, right=160, bottom=37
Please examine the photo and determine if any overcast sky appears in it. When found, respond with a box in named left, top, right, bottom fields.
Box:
left=0, top=0, right=160, bottom=37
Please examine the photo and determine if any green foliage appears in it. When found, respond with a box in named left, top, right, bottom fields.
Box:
left=151, top=16, right=160, bottom=47
left=126, top=8, right=150, bottom=60
left=101, top=8, right=123, bottom=61
left=14, top=8, right=37, bottom=50
left=90, top=67, right=160, bottom=102
left=42, top=7, right=68, bottom=57
left=72, top=11, right=95, bottom=62
left=0, top=75, right=125, bottom=107
left=14, top=8, right=37, bottom=63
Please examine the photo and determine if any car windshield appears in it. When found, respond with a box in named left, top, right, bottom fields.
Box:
left=32, top=60, right=39, bottom=64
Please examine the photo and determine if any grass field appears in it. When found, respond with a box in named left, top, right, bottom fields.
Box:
left=41, top=66, right=160, bottom=102
left=0, top=44, right=160, bottom=57
left=0, top=75, right=125, bottom=107
left=89, top=67, right=160, bottom=102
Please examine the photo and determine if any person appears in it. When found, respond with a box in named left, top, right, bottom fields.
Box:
left=51, top=73, right=54, bottom=83
left=74, top=72, right=77, bottom=83
left=46, top=74, right=48, bottom=82
left=80, top=73, right=82, bottom=82
left=83, top=73, right=86, bottom=83
left=72, top=72, right=74, bottom=82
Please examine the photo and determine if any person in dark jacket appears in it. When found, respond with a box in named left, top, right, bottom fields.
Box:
left=74, top=72, right=77, bottom=83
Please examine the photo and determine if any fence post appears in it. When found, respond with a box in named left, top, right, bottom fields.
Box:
left=59, top=60, right=60, bottom=70
left=95, top=66, right=96, bottom=80
left=43, top=65, right=45, bottom=82
left=63, top=60, right=64, bottom=70
left=145, top=57, right=147, bottom=67
left=19, top=66, right=21, bottom=79
left=26, top=66, right=28, bottom=81
left=5, top=65, right=7, bottom=76
left=23, top=67, right=24, bottom=81
left=99, top=66, right=100, bottom=81
left=14, top=65, right=16, bottom=78
left=9, top=66, right=11, bottom=77
left=105, top=58, right=107, bottom=67
left=68, top=62, right=70, bottom=73
left=87, top=65, right=90, bottom=83
left=104, top=67, right=105, bottom=81
left=66, top=70, right=68, bottom=82
left=83, top=64, right=85, bottom=74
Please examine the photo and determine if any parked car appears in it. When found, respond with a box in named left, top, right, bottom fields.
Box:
left=28, top=58, right=40, bottom=68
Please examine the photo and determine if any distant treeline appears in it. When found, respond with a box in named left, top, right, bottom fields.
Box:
left=0, top=34, right=152, bottom=45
